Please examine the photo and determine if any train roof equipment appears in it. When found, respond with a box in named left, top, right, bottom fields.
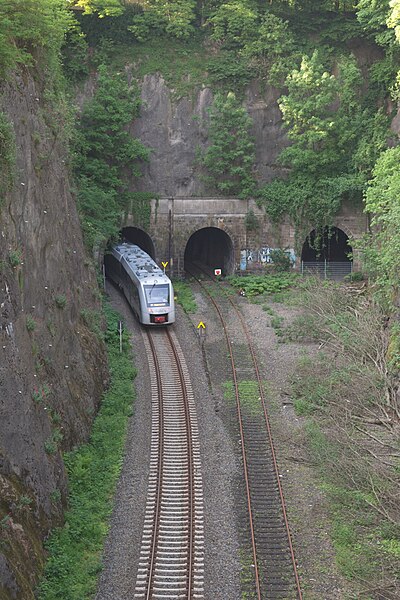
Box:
left=111, top=243, right=170, bottom=283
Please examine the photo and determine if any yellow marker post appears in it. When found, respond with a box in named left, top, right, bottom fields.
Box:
left=197, top=321, right=206, bottom=341
left=161, top=261, right=168, bottom=274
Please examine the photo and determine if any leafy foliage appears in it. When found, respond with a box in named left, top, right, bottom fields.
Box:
left=0, top=0, right=75, bottom=74
left=244, top=209, right=259, bottom=231
left=208, top=1, right=258, bottom=49
left=257, top=172, right=364, bottom=230
left=360, top=146, right=400, bottom=306
left=201, top=92, right=256, bottom=198
left=257, top=49, right=389, bottom=234
left=356, top=0, right=395, bottom=46
left=71, top=0, right=125, bottom=17
left=206, top=50, right=254, bottom=90
left=128, top=0, right=196, bottom=41
left=74, top=64, right=149, bottom=247
left=227, top=272, right=298, bottom=296
left=61, top=26, right=89, bottom=82
left=38, top=304, right=136, bottom=600
left=240, top=11, right=299, bottom=85
left=389, top=0, right=400, bottom=43
left=278, top=52, right=364, bottom=174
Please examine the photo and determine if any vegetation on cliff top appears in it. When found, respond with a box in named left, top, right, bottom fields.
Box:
left=67, top=0, right=400, bottom=252
left=0, top=0, right=74, bottom=74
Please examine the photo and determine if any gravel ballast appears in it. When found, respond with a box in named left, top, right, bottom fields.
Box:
left=96, top=284, right=240, bottom=599
left=97, top=280, right=355, bottom=600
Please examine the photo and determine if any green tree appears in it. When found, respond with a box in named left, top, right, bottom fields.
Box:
left=241, top=11, right=298, bottom=84
left=70, top=0, right=125, bottom=17
left=202, top=91, right=256, bottom=198
left=128, top=0, right=196, bottom=40
left=362, top=146, right=400, bottom=303
left=75, top=65, right=149, bottom=247
left=278, top=51, right=373, bottom=176
left=257, top=50, right=385, bottom=232
left=207, top=1, right=258, bottom=49
left=0, top=0, right=74, bottom=73
left=388, top=0, right=400, bottom=42
left=356, top=0, right=395, bottom=46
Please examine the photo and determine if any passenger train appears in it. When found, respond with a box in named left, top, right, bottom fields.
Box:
left=105, top=242, right=175, bottom=325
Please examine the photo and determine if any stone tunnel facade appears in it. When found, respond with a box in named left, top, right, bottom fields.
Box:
left=123, top=197, right=368, bottom=276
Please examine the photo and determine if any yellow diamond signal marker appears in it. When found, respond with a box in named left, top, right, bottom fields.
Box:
left=161, top=261, right=169, bottom=268
left=197, top=321, right=206, bottom=329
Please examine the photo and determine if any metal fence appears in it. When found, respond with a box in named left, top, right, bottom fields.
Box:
left=301, top=261, right=352, bottom=280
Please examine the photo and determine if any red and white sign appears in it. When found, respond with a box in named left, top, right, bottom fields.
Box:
left=214, top=268, right=222, bottom=276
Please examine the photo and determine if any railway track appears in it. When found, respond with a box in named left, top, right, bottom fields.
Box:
left=134, top=327, right=204, bottom=600
left=187, top=263, right=302, bottom=600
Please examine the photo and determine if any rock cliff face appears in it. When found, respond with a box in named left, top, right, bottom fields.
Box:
left=0, top=73, right=107, bottom=599
left=130, top=73, right=288, bottom=196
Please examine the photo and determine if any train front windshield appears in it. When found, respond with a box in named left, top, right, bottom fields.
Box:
left=144, top=283, right=170, bottom=307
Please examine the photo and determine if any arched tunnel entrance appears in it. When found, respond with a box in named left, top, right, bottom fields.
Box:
left=121, top=226, right=155, bottom=259
left=184, top=227, right=234, bottom=275
left=301, top=226, right=352, bottom=279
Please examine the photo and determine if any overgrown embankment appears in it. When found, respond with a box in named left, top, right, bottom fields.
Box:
left=226, top=271, right=399, bottom=595
left=38, top=306, right=136, bottom=599
left=288, top=280, right=400, bottom=596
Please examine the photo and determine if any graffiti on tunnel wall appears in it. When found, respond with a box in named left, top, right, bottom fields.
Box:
left=240, top=247, right=296, bottom=270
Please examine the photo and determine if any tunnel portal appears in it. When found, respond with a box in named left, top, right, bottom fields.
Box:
left=301, top=227, right=352, bottom=262
left=301, top=226, right=352, bottom=278
left=121, top=227, right=155, bottom=259
left=184, top=227, right=234, bottom=275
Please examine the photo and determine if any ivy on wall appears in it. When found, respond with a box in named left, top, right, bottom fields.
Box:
left=125, top=191, right=155, bottom=230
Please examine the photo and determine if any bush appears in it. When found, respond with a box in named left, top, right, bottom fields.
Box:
left=344, top=271, right=364, bottom=282
left=269, top=249, right=292, bottom=272
left=0, top=112, right=15, bottom=192
left=26, top=315, right=36, bottom=332
left=227, top=272, right=298, bottom=297
left=55, top=294, right=67, bottom=309
left=244, top=209, right=259, bottom=231
left=0, top=0, right=75, bottom=74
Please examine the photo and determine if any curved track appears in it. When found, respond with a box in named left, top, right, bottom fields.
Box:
left=187, top=263, right=303, bottom=600
left=134, top=327, right=204, bottom=600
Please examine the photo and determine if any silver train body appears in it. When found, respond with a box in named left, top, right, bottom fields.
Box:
left=105, top=243, right=175, bottom=325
